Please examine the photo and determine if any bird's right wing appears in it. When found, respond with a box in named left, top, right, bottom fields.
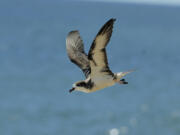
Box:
left=66, top=31, right=90, bottom=78
left=88, top=19, right=115, bottom=77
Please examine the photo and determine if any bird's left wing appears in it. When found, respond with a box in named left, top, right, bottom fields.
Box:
left=66, top=31, right=90, bottom=78
left=88, top=18, right=116, bottom=77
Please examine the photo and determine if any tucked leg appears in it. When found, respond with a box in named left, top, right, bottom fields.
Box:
left=119, top=78, right=128, bottom=84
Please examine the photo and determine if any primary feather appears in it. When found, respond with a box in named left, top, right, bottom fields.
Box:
left=66, top=31, right=90, bottom=78
left=88, top=18, right=116, bottom=77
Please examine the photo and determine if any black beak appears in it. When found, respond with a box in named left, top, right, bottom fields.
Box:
left=69, top=87, right=75, bottom=93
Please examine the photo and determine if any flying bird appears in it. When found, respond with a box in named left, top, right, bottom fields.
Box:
left=66, top=18, right=133, bottom=93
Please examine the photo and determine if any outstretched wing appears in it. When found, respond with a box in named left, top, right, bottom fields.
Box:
left=66, top=31, right=90, bottom=78
left=88, top=18, right=116, bottom=77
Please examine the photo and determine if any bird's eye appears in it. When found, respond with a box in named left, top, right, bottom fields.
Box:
left=76, top=82, right=85, bottom=87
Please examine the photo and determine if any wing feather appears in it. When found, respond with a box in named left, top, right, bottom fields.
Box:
left=66, top=31, right=90, bottom=78
left=88, top=18, right=116, bottom=77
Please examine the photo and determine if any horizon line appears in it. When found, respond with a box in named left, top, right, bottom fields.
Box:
left=83, top=0, right=180, bottom=7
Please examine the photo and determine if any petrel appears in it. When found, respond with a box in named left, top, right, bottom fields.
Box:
left=66, top=18, right=133, bottom=93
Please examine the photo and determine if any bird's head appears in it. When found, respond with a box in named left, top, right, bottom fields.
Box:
left=69, top=81, right=88, bottom=93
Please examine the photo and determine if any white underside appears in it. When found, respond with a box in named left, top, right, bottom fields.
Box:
left=91, top=75, right=116, bottom=91
left=76, top=70, right=134, bottom=93
left=77, top=74, right=116, bottom=93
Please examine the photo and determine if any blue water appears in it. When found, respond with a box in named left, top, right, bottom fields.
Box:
left=0, top=1, right=180, bottom=135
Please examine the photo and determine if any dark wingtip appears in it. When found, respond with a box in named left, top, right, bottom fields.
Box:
left=68, top=30, right=79, bottom=35
left=96, top=18, right=116, bottom=36
left=109, top=18, right=116, bottom=23
left=111, top=18, right=116, bottom=21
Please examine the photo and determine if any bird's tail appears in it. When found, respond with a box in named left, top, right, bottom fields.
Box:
left=114, top=70, right=135, bottom=83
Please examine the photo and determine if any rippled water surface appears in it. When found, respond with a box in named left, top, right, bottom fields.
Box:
left=0, top=1, right=180, bottom=135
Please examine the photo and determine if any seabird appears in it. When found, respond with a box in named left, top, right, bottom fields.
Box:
left=66, top=18, right=133, bottom=93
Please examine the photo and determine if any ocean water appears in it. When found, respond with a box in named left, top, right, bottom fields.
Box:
left=0, top=1, right=180, bottom=135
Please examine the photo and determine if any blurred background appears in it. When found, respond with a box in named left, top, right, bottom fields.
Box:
left=0, top=0, right=180, bottom=135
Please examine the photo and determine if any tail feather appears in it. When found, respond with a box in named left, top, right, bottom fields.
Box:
left=115, top=70, right=135, bottom=82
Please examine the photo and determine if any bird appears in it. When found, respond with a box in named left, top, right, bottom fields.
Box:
left=66, top=18, right=133, bottom=93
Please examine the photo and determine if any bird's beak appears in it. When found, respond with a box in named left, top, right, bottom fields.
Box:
left=69, top=87, right=75, bottom=93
